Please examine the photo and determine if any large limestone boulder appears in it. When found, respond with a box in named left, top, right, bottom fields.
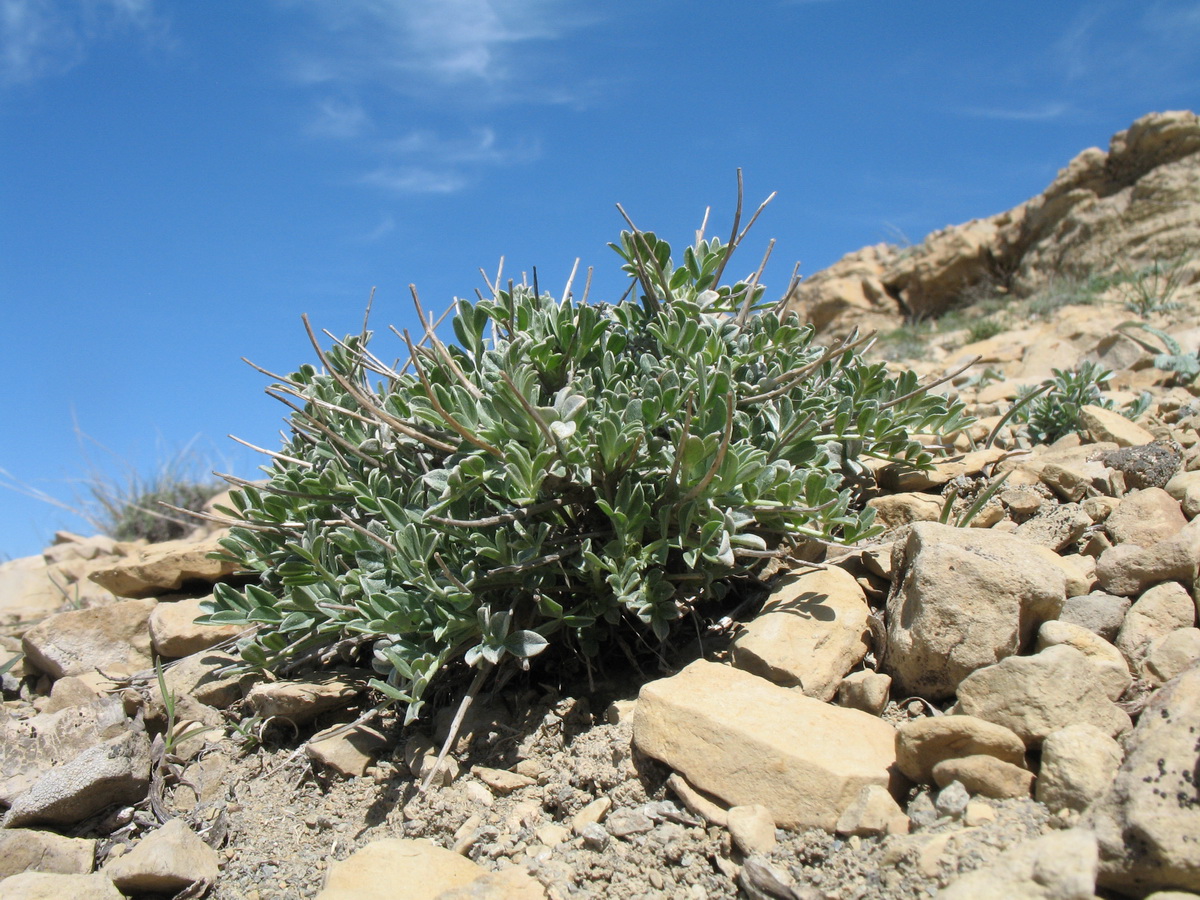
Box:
left=885, top=523, right=1066, bottom=700
left=730, top=565, right=870, bottom=701
left=1085, top=663, right=1200, bottom=894
left=632, top=660, right=900, bottom=831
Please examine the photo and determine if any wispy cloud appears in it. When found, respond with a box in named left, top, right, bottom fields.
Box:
left=279, top=0, right=586, bottom=100
left=962, top=102, right=1072, bottom=122
left=0, top=0, right=165, bottom=87
left=360, top=166, right=468, bottom=195
left=353, top=126, right=539, bottom=195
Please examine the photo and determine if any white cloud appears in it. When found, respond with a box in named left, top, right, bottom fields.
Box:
left=360, top=166, right=468, bottom=195
left=279, top=0, right=582, bottom=98
left=306, top=97, right=372, bottom=139
left=962, top=102, right=1072, bottom=122
left=1, top=0, right=164, bottom=86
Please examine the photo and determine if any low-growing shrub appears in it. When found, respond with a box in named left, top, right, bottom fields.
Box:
left=202, top=206, right=972, bottom=723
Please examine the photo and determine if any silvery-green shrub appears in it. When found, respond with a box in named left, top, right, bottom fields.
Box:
left=202, top=222, right=970, bottom=722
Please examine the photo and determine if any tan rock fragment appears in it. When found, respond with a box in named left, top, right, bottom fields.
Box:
left=885, top=523, right=1066, bottom=700
left=730, top=565, right=870, bottom=701
left=88, top=535, right=240, bottom=599
left=726, top=804, right=777, bottom=856
left=633, top=660, right=899, bottom=830
left=0, top=872, right=123, bottom=900
left=834, top=670, right=891, bottom=716
left=894, top=715, right=1027, bottom=785
left=103, top=818, right=220, bottom=895
left=1143, top=628, right=1200, bottom=685
left=931, top=755, right=1034, bottom=800
left=470, top=766, right=536, bottom=795
left=20, top=598, right=157, bottom=679
left=954, top=645, right=1131, bottom=747
left=1080, top=404, right=1156, bottom=447
left=1116, top=580, right=1197, bottom=669
left=307, top=723, right=388, bottom=777
left=1086, top=662, right=1200, bottom=894
left=148, top=594, right=244, bottom=658
left=1106, top=488, right=1188, bottom=548
left=1035, top=619, right=1131, bottom=701
left=244, top=671, right=364, bottom=724
left=1037, top=724, right=1124, bottom=813
left=935, top=828, right=1099, bottom=900
left=0, top=829, right=96, bottom=877
left=835, top=784, right=908, bottom=837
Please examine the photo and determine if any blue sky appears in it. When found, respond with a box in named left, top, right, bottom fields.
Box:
left=2, top=0, right=1199, bottom=560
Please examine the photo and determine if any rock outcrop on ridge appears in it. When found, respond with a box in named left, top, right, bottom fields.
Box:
left=0, top=111, right=1199, bottom=899
left=784, top=110, right=1200, bottom=338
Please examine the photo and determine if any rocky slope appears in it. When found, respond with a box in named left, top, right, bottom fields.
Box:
left=1, top=110, right=1199, bottom=900
left=784, top=110, right=1200, bottom=338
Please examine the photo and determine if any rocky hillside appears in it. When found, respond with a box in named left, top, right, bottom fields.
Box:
left=0, top=111, right=1199, bottom=900
left=785, top=110, right=1200, bottom=338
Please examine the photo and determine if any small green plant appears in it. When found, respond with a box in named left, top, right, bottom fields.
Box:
left=966, top=318, right=1005, bottom=343
left=1114, top=256, right=1191, bottom=318
left=155, top=658, right=214, bottom=756
left=1118, top=321, right=1200, bottom=384
left=201, top=196, right=972, bottom=725
left=1012, top=361, right=1150, bottom=444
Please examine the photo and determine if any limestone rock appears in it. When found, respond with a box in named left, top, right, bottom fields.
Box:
left=954, top=644, right=1131, bottom=747
left=1086, top=663, right=1200, bottom=894
left=1106, top=488, right=1188, bottom=548
left=0, top=829, right=96, bottom=877
left=834, top=670, right=891, bottom=716
left=159, top=650, right=252, bottom=710
left=0, top=557, right=90, bottom=625
left=894, top=715, right=1027, bottom=785
left=1095, top=516, right=1200, bottom=596
left=730, top=566, right=870, bottom=701
left=1012, top=503, right=1091, bottom=553
left=834, top=784, right=908, bottom=837
left=866, top=492, right=944, bottom=530
left=934, top=828, right=1099, bottom=900
left=88, top=536, right=240, bottom=599
left=436, top=868, right=546, bottom=899
left=877, top=448, right=1006, bottom=493
left=307, top=723, right=388, bottom=778
left=726, top=804, right=777, bottom=856
left=1058, top=591, right=1131, bottom=641
left=315, top=838, right=542, bottom=900
left=1144, top=628, right=1200, bottom=684
left=1166, top=469, right=1200, bottom=519
left=1036, top=724, right=1124, bottom=813
left=0, top=696, right=131, bottom=805
left=1080, top=405, right=1157, bottom=447
left=885, top=523, right=1066, bottom=700
left=20, top=598, right=157, bottom=679
left=244, top=671, right=365, bottom=725
left=1035, top=619, right=1131, bottom=701
left=0, top=872, right=123, bottom=900
left=633, top=660, right=900, bottom=831
left=148, top=594, right=244, bottom=658
left=3, top=728, right=152, bottom=827
left=102, top=818, right=220, bottom=895
left=1116, top=581, right=1197, bottom=670
left=931, top=755, right=1034, bottom=800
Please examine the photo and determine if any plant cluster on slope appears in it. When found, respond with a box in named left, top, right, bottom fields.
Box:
left=201, top=199, right=972, bottom=724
